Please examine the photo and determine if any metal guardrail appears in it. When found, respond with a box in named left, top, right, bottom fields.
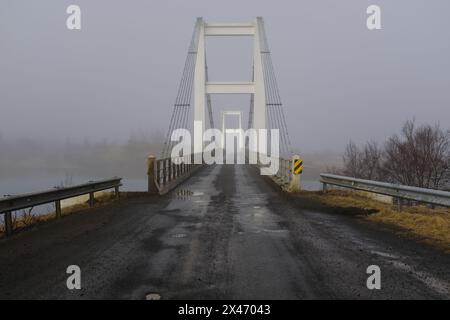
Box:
left=320, top=173, right=450, bottom=207
left=0, top=177, right=122, bottom=237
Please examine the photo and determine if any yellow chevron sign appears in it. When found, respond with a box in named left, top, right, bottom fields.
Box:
left=294, top=159, right=303, bottom=175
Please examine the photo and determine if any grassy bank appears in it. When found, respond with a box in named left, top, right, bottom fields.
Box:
left=300, top=190, right=450, bottom=252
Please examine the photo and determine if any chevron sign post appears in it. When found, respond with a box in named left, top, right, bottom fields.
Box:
left=294, top=159, right=304, bottom=175
left=289, top=155, right=302, bottom=192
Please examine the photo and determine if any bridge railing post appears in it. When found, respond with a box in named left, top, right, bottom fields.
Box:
left=164, top=159, right=169, bottom=184
left=167, top=159, right=172, bottom=182
left=147, top=155, right=159, bottom=194
left=156, top=160, right=161, bottom=186
left=286, top=159, right=291, bottom=183
left=172, top=162, right=176, bottom=179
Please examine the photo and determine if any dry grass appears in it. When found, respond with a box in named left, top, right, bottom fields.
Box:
left=0, top=192, right=142, bottom=238
left=300, top=190, right=450, bottom=252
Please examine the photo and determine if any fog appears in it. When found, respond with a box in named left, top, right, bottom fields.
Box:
left=1, top=0, right=449, bottom=183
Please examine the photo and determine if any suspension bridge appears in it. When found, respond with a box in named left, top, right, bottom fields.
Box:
left=0, top=18, right=449, bottom=300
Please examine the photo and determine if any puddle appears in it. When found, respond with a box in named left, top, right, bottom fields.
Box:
left=172, top=233, right=187, bottom=238
left=145, top=293, right=161, bottom=300
left=262, top=229, right=289, bottom=234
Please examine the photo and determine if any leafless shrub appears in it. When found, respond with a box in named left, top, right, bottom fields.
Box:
left=20, top=207, right=36, bottom=227
left=342, top=141, right=362, bottom=178
left=12, top=212, right=18, bottom=230
left=341, top=120, right=449, bottom=190
left=383, top=120, right=450, bottom=189
left=325, top=165, right=342, bottom=175
left=342, top=140, right=383, bottom=180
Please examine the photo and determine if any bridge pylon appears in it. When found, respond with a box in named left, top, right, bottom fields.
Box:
left=162, top=17, right=292, bottom=159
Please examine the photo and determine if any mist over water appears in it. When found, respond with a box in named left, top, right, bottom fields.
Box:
left=0, top=133, right=325, bottom=196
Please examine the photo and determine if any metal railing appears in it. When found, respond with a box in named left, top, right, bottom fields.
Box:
left=149, top=152, right=296, bottom=194
left=320, top=173, right=450, bottom=207
left=149, top=154, right=203, bottom=195
left=0, top=177, right=122, bottom=237
left=255, top=154, right=296, bottom=188
left=275, top=157, right=292, bottom=184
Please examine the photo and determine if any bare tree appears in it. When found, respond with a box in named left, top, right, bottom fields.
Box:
left=383, top=120, right=450, bottom=189
left=361, top=141, right=383, bottom=180
left=342, top=140, right=383, bottom=180
left=342, top=141, right=363, bottom=178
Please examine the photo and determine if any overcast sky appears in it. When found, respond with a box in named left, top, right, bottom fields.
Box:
left=1, top=0, right=449, bottom=152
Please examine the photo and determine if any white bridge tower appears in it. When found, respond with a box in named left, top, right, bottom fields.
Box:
left=162, top=17, right=292, bottom=158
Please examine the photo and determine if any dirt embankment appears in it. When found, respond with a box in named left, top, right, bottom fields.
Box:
left=0, top=192, right=148, bottom=238
left=295, top=190, right=450, bottom=253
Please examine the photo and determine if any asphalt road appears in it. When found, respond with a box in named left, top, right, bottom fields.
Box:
left=0, top=165, right=449, bottom=299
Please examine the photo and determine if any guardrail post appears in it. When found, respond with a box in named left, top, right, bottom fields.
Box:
left=322, top=183, right=327, bottom=193
left=114, top=186, right=120, bottom=199
left=89, top=192, right=94, bottom=207
left=289, top=155, right=301, bottom=192
left=55, top=200, right=62, bottom=218
left=396, top=197, right=403, bottom=212
left=4, top=211, right=13, bottom=236
left=147, top=155, right=158, bottom=194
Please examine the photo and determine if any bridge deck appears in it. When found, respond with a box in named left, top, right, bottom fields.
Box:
left=0, top=165, right=449, bottom=299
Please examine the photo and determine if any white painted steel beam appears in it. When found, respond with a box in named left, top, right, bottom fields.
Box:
left=205, top=23, right=255, bottom=36
left=206, top=82, right=255, bottom=94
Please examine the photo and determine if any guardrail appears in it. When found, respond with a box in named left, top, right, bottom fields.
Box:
left=0, top=177, right=122, bottom=237
left=148, top=154, right=203, bottom=195
left=320, top=173, right=450, bottom=207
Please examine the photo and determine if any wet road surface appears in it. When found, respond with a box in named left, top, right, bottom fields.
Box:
left=0, top=165, right=449, bottom=299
